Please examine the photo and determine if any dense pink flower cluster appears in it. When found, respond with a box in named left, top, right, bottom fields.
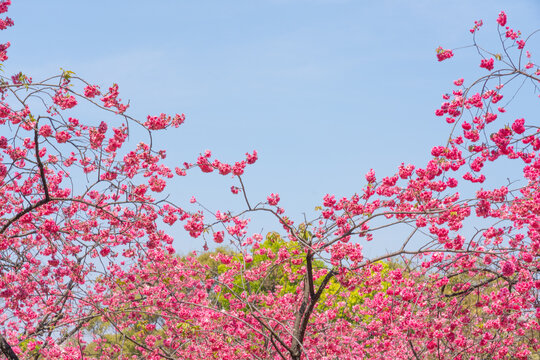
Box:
left=144, top=112, right=185, bottom=130
left=497, top=11, right=507, bottom=27
left=480, top=57, right=494, bottom=71
left=267, top=192, right=280, bottom=205
left=83, top=84, right=100, bottom=98
left=0, top=1, right=11, bottom=62
left=100, top=83, right=129, bottom=113
left=436, top=46, right=454, bottom=62
left=52, top=88, right=77, bottom=109
left=0, top=41, right=9, bottom=61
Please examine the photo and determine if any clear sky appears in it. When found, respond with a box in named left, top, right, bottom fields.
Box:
left=4, top=0, right=540, bottom=254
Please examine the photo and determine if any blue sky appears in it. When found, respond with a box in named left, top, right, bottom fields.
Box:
left=4, top=1, right=540, bottom=253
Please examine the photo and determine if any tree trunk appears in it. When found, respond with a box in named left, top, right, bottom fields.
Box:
left=0, top=333, right=19, bottom=360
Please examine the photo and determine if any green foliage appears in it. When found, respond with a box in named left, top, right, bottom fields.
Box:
left=18, top=337, right=40, bottom=357
left=317, top=261, right=394, bottom=323
left=81, top=314, right=165, bottom=358
left=205, top=231, right=397, bottom=323
left=205, top=232, right=326, bottom=309
left=60, top=67, right=75, bottom=80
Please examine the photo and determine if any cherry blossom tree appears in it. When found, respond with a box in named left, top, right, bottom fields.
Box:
left=83, top=11, right=539, bottom=360
left=0, top=2, right=538, bottom=359
left=0, top=1, right=215, bottom=359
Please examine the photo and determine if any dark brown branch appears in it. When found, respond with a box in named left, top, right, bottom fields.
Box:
left=237, top=175, right=252, bottom=210
left=34, top=119, right=50, bottom=200
left=305, top=252, right=315, bottom=299
left=408, top=340, right=421, bottom=360
left=0, top=197, right=50, bottom=235
left=291, top=269, right=336, bottom=360
left=270, top=334, right=288, bottom=360
left=0, top=333, right=19, bottom=360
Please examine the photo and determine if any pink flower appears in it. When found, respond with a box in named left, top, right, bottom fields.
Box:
left=521, top=252, right=533, bottom=263
left=505, top=28, right=520, bottom=40
left=447, top=178, right=458, bottom=188
left=480, top=58, right=494, bottom=71
left=470, top=19, right=483, bottom=33
left=453, top=78, right=464, bottom=86
left=43, top=219, right=59, bottom=233
left=39, top=125, right=52, bottom=137
left=512, top=118, right=525, bottom=134
left=100, top=84, right=129, bottom=113
left=84, top=85, right=101, bottom=98
left=497, top=11, right=507, bottom=27
left=48, top=259, right=59, bottom=267
left=184, top=214, right=204, bottom=238
left=145, top=113, right=170, bottom=130
left=89, top=128, right=105, bottom=149
left=53, top=89, right=77, bottom=109
left=98, top=121, right=107, bottom=133
left=0, top=41, right=10, bottom=62
left=100, top=171, right=117, bottom=181
left=218, top=162, right=231, bottom=175
left=436, top=47, right=454, bottom=62
left=55, top=131, right=72, bottom=143
left=501, top=260, right=515, bottom=276
left=267, top=193, right=280, bottom=206
left=11, top=72, right=31, bottom=85
left=0, top=1, right=11, bottom=15
left=232, top=161, right=246, bottom=176
left=365, top=169, right=376, bottom=183
left=323, top=194, right=336, bottom=208
left=101, top=84, right=120, bottom=107
left=145, top=335, right=156, bottom=348
left=175, top=167, right=187, bottom=176
left=0, top=16, right=13, bottom=30
left=197, top=155, right=214, bottom=173
left=149, top=176, right=166, bottom=192
left=213, top=231, right=224, bottom=243
left=246, top=150, right=258, bottom=164
left=171, top=113, right=185, bottom=127
left=398, top=163, right=415, bottom=179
